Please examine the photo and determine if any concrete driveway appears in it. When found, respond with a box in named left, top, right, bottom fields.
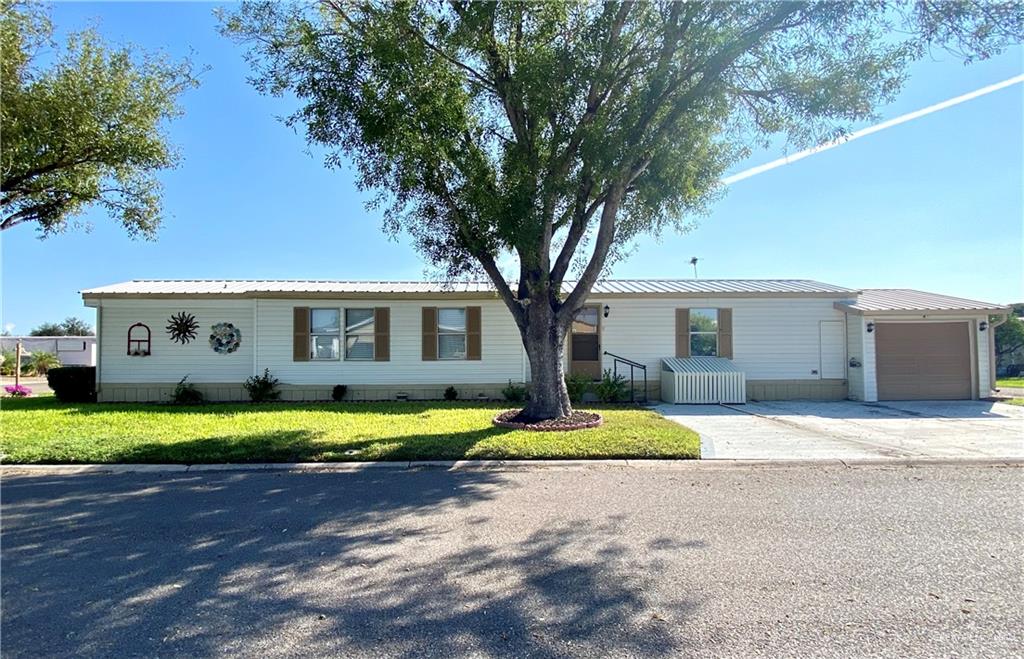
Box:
left=657, top=400, right=1024, bottom=461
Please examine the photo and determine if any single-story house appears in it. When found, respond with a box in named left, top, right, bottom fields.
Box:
left=80, top=279, right=1009, bottom=404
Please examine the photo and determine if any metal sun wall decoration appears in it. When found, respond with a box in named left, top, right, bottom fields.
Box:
left=166, top=312, right=199, bottom=344
left=209, top=322, right=242, bottom=354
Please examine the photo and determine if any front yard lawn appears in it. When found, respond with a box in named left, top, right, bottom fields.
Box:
left=1002, top=398, right=1024, bottom=407
left=0, top=397, right=699, bottom=463
left=996, top=377, right=1024, bottom=388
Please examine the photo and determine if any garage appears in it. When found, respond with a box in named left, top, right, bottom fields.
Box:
left=875, top=322, right=972, bottom=400
left=835, top=289, right=1009, bottom=403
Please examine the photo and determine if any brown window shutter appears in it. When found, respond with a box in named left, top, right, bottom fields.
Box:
left=466, top=306, right=482, bottom=360
left=718, top=308, right=733, bottom=359
left=293, top=307, right=310, bottom=361
left=422, top=307, right=438, bottom=361
left=374, top=307, right=390, bottom=361
left=675, top=308, right=690, bottom=358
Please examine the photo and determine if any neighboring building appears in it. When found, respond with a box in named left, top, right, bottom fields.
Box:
left=0, top=336, right=97, bottom=367
left=80, top=279, right=1008, bottom=404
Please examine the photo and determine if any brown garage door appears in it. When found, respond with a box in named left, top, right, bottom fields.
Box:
left=875, top=322, right=972, bottom=400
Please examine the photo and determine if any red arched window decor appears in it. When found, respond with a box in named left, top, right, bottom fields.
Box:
left=127, top=323, right=151, bottom=356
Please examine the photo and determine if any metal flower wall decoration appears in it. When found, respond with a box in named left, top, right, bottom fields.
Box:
left=209, top=322, right=242, bottom=354
left=166, top=312, right=199, bottom=344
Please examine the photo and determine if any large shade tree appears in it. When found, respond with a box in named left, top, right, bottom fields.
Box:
left=1, top=0, right=199, bottom=237
left=223, top=1, right=1022, bottom=420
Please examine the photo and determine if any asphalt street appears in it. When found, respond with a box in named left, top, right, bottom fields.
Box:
left=2, top=464, right=1022, bottom=657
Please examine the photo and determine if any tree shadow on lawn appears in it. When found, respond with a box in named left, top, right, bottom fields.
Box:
left=106, top=427, right=519, bottom=464
left=2, top=470, right=703, bottom=657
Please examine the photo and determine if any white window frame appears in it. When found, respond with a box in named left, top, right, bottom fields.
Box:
left=310, top=308, right=341, bottom=361
left=344, top=308, right=375, bottom=361
left=437, top=307, right=468, bottom=360
left=689, top=308, right=719, bottom=357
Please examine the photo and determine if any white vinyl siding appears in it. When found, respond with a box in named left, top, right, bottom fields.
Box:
left=256, top=298, right=524, bottom=385
left=97, top=299, right=254, bottom=383
left=591, top=296, right=848, bottom=381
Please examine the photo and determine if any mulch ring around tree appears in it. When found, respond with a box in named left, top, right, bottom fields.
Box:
left=493, top=409, right=603, bottom=431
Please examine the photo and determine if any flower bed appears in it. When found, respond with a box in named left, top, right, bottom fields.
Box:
left=4, top=384, right=32, bottom=397
left=493, top=409, right=603, bottom=431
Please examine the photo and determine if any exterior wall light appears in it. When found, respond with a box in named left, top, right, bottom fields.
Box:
left=979, top=321, right=988, bottom=331
left=603, top=304, right=610, bottom=318
left=866, top=321, right=875, bottom=333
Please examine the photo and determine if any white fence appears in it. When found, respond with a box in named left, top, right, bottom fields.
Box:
left=660, top=356, right=746, bottom=404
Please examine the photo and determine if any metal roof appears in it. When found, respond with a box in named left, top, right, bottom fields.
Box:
left=836, top=289, right=1008, bottom=315
left=80, top=278, right=854, bottom=298
left=662, top=356, right=744, bottom=373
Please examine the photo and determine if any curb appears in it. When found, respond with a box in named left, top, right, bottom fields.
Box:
left=2, top=457, right=1022, bottom=476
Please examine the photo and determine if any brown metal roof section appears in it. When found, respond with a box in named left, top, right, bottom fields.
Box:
left=81, top=278, right=856, bottom=300
left=835, top=289, right=1008, bottom=315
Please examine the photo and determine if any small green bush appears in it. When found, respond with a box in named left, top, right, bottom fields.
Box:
left=47, top=366, right=97, bottom=403
left=564, top=373, right=592, bottom=404
left=30, top=351, right=60, bottom=375
left=172, top=376, right=204, bottom=405
left=443, top=385, right=458, bottom=401
left=501, top=380, right=528, bottom=403
left=332, top=384, right=348, bottom=401
left=1, top=351, right=17, bottom=376
left=243, top=369, right=281, bottom=403
left=595, top=369, right=630, bottom=403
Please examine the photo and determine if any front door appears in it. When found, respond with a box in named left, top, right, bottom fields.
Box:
left=570, top=305, right=601, bottom=380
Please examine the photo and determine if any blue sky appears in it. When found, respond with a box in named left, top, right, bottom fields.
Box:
left=2, top=2, right=1022, bottom=333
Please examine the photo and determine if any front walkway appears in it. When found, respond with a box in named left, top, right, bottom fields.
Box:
left=657, top=400, right=1024, bottom=461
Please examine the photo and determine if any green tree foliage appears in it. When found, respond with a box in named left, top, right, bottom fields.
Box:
left=995, top=311, right=1024, bottom=368
left=29, top=316, right=94, bottom=336
left=1, top=0, right=200, bottom=237
left=223, top=1, right=1022, bottom=419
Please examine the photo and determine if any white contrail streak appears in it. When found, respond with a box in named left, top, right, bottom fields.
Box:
left=722, top=74, right=1024, bottom=186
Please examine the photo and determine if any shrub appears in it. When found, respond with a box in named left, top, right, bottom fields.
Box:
left=595, top=369, right=629, bottom=403
left=443, top=385, right=458, bottom=401
left=47, top=366, right=97, bottom=403
left=243, top=369, right=280, bottom=402
left=564, top=373, right=592, bottom=404
left=501, top=380, right=528, bottom=403
left=29, top=351, right=60, bottom=376
left=172, top=375, right=204, bottom=405
left=1, top=351, right=17, bottom=376
left=4, top=384, right=31, bottom=397
left=332, top=384, right=348, bottom=401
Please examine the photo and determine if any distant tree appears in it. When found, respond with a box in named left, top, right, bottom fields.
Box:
left=995, top=311, right=1024, bottom=369
left=0, top=0, right=200, bottom=237
left=224, top=1, right=1023, bottom=420
left=29, top=316, right=93, bottom=336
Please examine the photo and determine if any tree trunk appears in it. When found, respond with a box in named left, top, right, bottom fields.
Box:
left=520, top=307, right=573, bottom=421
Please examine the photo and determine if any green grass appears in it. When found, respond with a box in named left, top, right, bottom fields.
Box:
left=0, top=397, right=700, bottom=464
left=1002, top=398, right=1024, bottom=407
left=996, top=377, right=1024, bottom=388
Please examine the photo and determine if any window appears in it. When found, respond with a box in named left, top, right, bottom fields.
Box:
left=310, top=308, right=341, bottom=360
left=689, top=308, right=718, bottom=356
left=437, top=308, right=467, bottom=359
left=345, top=309, right=375, bottom=360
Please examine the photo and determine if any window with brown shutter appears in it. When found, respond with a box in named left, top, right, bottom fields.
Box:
left=374, top=307, right=390, bottom=361
left=466, top=306, right=481, bottom=360
left=675, top=308, right=690, bottom=358
left=718, top=308, right=734, bottom=359
left=293, top=307, right=310, bottom=361
left=422, top=307, right=438, bottom=361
